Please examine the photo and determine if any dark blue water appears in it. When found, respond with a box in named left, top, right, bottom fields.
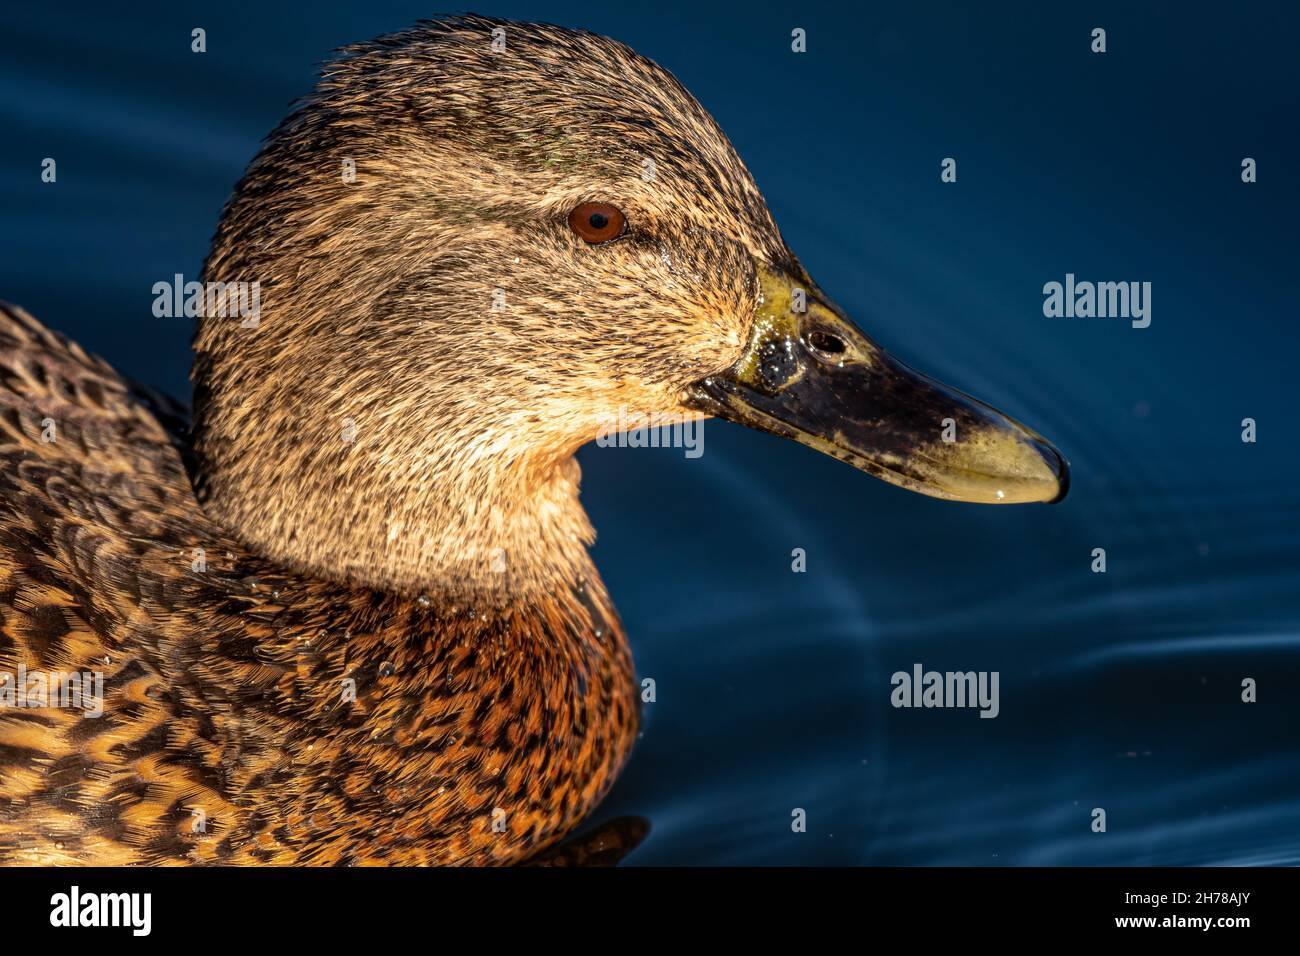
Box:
left=3, top=1, right=1298, bottom=865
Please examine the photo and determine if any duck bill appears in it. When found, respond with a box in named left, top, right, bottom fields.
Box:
left=686, top=262, right=1069, bottom=504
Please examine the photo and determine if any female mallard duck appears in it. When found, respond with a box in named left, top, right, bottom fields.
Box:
left=0, top=15, right=1067, bottom=865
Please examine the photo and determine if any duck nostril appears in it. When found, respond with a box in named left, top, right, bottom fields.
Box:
left=806, top=329, right=846, bottom=357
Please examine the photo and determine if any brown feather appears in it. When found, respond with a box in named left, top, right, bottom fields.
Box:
left=0, top=14, right=791, bottom=864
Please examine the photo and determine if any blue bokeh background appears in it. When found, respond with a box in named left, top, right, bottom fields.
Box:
left=3, top=1, right=1298, bottom=863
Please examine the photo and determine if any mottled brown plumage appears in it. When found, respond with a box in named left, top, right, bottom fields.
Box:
left=0, top=15, right=779, bottom=865
left=0, top=297, right=637, bottom=863
left=0, top=13, right=1068, bottom=866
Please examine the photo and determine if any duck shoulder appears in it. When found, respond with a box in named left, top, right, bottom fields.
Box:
left=0, top=302, right=638, bottom=865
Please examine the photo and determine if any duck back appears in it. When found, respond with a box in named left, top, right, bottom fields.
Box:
left=0, top=303, right=638, bottom=865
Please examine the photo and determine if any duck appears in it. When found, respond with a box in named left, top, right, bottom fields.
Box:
left=0, top=14, right=1067, bottom=866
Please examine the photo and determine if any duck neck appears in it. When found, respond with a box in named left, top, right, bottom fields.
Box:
left=193, top=402, right=600, bottom=601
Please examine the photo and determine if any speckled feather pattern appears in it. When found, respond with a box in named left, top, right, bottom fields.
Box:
left=0, top=13, right=793, bottom=865
left=0, top=301, right=637, bottom=864
left=195, top=15, right=789, bottom=598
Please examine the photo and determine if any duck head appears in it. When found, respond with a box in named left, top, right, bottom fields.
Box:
left=194, top=15, right=1067, bottom=599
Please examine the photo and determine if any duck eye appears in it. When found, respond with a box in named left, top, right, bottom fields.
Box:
left=568, top=202, right=626, bottom=244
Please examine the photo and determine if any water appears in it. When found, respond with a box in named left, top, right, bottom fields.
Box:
left=3, top=1, right=1298, bottom=865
